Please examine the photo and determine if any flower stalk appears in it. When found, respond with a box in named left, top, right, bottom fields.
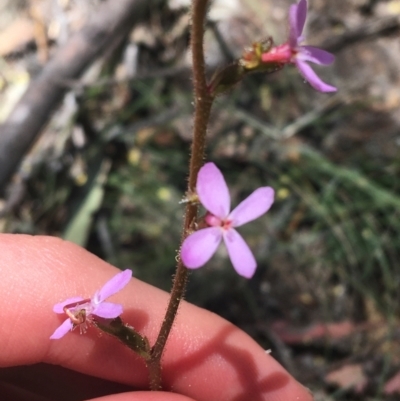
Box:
left=148, top=0, right=213, bottom=391
left=94, top=317, right=151, bottom=360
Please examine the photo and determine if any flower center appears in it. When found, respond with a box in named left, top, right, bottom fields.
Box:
left=205, top=213, right=233, bottom=231
left=63, top=298, right=91, bottom=325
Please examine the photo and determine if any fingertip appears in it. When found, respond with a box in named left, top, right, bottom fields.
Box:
left=90, top=391, right=197, bottom=401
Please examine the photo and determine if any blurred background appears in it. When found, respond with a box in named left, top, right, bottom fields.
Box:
left=1, top=0, right=400, bottom=399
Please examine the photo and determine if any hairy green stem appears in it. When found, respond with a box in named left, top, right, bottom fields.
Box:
left=148, top=0, right=213, bottom=391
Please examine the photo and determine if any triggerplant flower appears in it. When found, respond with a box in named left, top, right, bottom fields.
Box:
left=181, top=163, right=274, bottom=278
left=261, top=0, right=336, bottom=92
left=50, top=269, right=132, bottom=339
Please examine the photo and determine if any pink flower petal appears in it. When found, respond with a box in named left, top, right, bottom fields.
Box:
left=223, top=229, right=257, bottom=278
left=288, top=4, right=299, bottom=48
left=229, top=187, right=274, bottom=227
left=53, top=297, right=84, bottom=314
left=197, top=163, right=230, bottom=219
left=300, top=46, right=335, bottom=65
left=50, top=318, right=73, bottom=339
left=94, top=302, right=123, bottom=318
left=94, top=269, right=132, bottom=304
left=296, top=0, right=308, bottom=38
left=296, top=60, right=337, bottom=92
left=181, top=227, right=222, bottom=268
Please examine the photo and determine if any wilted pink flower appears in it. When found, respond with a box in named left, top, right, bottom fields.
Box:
left=181, top=163, right=274, bottom=278
left=261, top=0, right=336, bottom=92
left=50, top=269, right=132, bottom=339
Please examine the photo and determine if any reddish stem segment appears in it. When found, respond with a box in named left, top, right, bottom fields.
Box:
left=148, top=0, right=213, bottom=391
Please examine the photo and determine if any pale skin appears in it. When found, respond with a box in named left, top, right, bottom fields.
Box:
left=0, top=234, right=313, bottom=401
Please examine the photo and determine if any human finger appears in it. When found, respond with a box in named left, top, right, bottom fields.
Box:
left=0, top=234, right=312, bottom=401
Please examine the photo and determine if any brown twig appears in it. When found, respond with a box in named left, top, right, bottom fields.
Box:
left=0, top=0, right=162, bottom=194
left=322, top=15, right=400, bottom=53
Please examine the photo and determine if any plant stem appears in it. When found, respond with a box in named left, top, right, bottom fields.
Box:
left=148, top=0, right=212, bottom=391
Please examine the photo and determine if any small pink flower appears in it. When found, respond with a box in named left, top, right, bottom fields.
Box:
left=50, top=269, right=132, bottom=339
left=181, top=163, right=274, bottom=278
left=261, top=0, right=336, bottom=92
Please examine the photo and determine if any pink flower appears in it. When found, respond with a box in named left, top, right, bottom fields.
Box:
left=261, top=0, right=336, bottom=92
left=181, top=163, right=274, bottom=278
left=50, top=269, right=132, bottom=339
